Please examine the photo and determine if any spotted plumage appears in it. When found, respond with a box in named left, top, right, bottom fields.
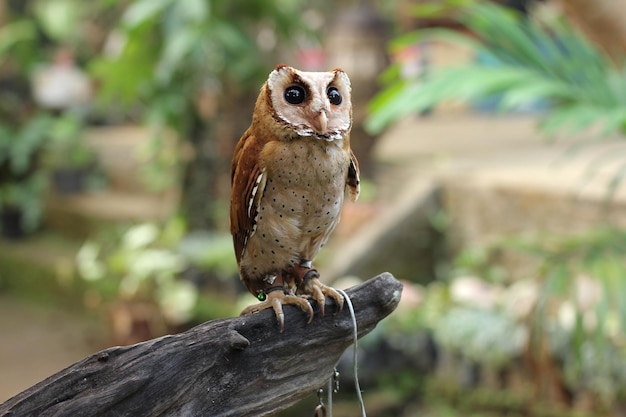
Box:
left=230, top=64, right=360, bottom=331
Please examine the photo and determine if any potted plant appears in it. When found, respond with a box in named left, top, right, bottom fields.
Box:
left=0, top=114, right=51, bottom=239
left=44, top=114, right=97, bottom=194
left=0, top=176, right=48, bottom=239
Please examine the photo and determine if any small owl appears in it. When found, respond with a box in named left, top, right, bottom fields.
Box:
left=230, top=64, right=360, bottom=331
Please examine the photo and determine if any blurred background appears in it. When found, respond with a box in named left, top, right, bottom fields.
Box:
left=1, top=0, right=626, bottom=415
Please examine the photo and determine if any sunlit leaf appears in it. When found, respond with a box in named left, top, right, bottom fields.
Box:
left=122, top=0, right=173, bottom=28
left=366, top=81, right=422, bottom=134
left=155, top=26, right=201, bottom=84
left=33, top=0, right=84, bottom=42
left=176, top=0, right=209, bottom=23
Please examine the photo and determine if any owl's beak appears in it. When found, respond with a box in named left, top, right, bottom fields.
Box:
left=312, top=111, right=328, bottom=134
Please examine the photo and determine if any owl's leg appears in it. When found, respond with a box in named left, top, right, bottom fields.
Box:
left=293, top=261, right=344, bottom=317
left=241, top=274, right=314, bottom=332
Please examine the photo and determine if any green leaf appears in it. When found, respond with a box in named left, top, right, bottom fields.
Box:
left=155, top=26, right=201, bottom=84
left=0, top=20, right=36, bottom=60
left=538, top=105, right=611, bottom=137
left=33, top=0, right=84, bottom=42
left=366, top=80, right=422, bottom=134
left=377, top=63, right=401, bottom=87
left=175, top=0, right=209, bottom=23
left=545, top=263, right=570, bottom=297
left=599, top=107, right=626, bottom=137
left=89, top=31, right=159, bottom=105
left=122, top=0, right=174, bottom=28
left=10, top=115, right=53, bottom=174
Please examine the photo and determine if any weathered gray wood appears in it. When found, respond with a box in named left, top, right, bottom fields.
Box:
left=1, top=272, right=402, bottom=417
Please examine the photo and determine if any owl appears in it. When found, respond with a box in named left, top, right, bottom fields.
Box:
left=230, top=64, right=360, bottom=331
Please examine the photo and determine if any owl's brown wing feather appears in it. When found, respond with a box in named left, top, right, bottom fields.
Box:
left=230, top=129, right=266, bottom=264
left=346, top=149, right=360, bottom=202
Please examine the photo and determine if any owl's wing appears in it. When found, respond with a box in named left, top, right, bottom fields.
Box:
left=230, top=129, right=266, bottom=264
left=346, top=149, right=360, bottom=202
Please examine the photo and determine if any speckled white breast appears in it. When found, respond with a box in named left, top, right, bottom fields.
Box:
left=240, top=137, right=349, bottom=278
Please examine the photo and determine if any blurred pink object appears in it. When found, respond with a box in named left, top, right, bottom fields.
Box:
left=296, top=47, right=326, bottom=71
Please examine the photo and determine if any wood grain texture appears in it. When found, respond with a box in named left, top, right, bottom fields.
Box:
left=1, top=272, right=402, bottom=417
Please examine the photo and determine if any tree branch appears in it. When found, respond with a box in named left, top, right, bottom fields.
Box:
left=1, top=272, right=402, bottom=417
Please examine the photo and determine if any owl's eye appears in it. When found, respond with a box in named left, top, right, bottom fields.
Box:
left=284, top=85, right=306, bottom=105
left=327, top=87, right=342, bottom=105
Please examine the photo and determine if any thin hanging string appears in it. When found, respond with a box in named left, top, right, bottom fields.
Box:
left=327, top=374, right=333, bottom=416
left=314, top=290, right=367, bottom=417
left=336, top=288, right=367, bottom=417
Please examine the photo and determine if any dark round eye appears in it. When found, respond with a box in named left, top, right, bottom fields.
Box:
left=327, top=86, right=342, bottom=105
left=284, top=85, right=306, bottom=105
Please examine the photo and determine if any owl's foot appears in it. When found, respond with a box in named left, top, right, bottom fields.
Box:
left=298, top=275, right=344, bottom=317
left=241, top=288, right=314, bottom=332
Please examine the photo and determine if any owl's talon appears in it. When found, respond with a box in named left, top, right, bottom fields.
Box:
left=299, top=277, right=344, bottom=317
left=241, top=290, right=313, bottom=332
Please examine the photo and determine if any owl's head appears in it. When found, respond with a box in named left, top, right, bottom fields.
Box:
left=260, top=64, right=352, bottom=141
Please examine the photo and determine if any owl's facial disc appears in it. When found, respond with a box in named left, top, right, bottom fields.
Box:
left=282, top=82, right=332, bottom=135
left=268, top=66, right=352, bottom=141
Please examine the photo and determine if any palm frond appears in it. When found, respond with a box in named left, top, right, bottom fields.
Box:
left=367, top=1, right=626, bottom=138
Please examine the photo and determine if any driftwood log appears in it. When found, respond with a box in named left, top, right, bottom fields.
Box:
left=1, top=272, right=402, bottom=417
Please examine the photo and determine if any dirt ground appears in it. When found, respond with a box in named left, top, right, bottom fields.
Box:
left=0, top=296, right=105, bottom=402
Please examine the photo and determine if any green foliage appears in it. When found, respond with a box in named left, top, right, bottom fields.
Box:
left=0, top=20, right=38, bottom=68
left=0, top=7, right=46, bottom=92
left=434, top=307, right=527, bottom=368
left=510, top=228, right=626, bottom=332
left=0, top=174, right=48, bottom=233
left=0, top=2, right=100, bottom=231
left=33, top=0, right=85, bottom=44
left=87, top=0, right=320, bottom=227
left=0, top=0, right=105, bottom=84
left=76, top=219, right=197, bottom=325
left=0, top=114, right=52, bottom=176
left=192, top=292, right=239, bottom=324
left=177, top=231, right=238, bottom=279
left=90, top=0, right=315, bottom=129
left=134, top=130, right=182, bottom=193
left=382, top=226, right=626, bottom=408
left=385, top=281, right=450, bottom=334
left=0, top=113, right=53, bottom=232
left=455, top=227, right=626, bottom=405
left=75, top=218, right=239, bottom=324
left=367, top=1, right=626, bottom=139
left=43, top=114, right=96, bottom=168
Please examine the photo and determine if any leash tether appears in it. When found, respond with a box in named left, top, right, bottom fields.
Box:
left=312, top=289, right=366, bottom=417
left=337, top=288, right=367, bottom=417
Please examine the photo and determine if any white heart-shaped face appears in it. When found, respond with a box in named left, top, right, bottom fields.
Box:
left=267, top=65, right=352, bottom=141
